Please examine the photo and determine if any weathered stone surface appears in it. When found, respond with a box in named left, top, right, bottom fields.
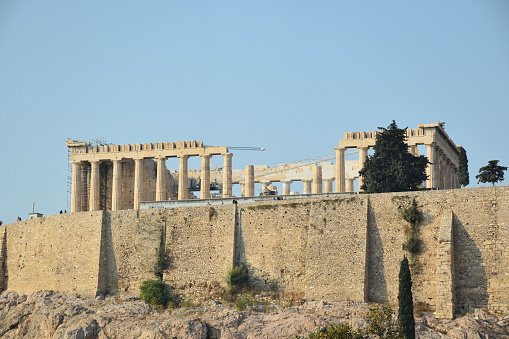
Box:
left=1, top=292, right=509, bottom=338
left=1, top=186, right=508, bottom=316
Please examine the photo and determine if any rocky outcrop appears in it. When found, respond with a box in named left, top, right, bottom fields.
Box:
left=0, top=291, right=508, bottom=338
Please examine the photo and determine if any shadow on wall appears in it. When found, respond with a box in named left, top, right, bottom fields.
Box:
left=367, top=200, right=388, bottom=303
left=1, top=228, right=7, bottom=291
left=97, top=211, right=119, bottom=296
left=453, top=213, right=488, bottom=313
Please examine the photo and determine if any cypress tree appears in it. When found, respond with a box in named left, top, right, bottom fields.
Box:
left=398, top=256, right=415, bottom=339
left=457, top=146, right=469, bottom=187
left=359, top=121, right=428, bottom=193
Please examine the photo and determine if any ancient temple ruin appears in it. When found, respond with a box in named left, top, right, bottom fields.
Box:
left=67, top=122, right=461, bottom=212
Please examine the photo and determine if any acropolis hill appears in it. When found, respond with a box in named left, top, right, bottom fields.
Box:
left=1, top=123, right=508, bottom=320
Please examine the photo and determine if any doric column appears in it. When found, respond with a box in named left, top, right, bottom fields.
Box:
left=112, top=160, right=122, bottom=211
left=426, top=143, right=435, bottom=189
left=200, top=154, right=211, bottom=199
left=358, top=147, right=368, bottom=191
left=313, top=165, right=322, bottom=194
left=282, top=181, right=291, bottom=195
left=71, top=161, right=82, bottom=213
left=89, top=160, right=100, bottom=211
left=134, top=158, right=144, bottom=209
left=302, top=179, right=312, bottom=194
left=178, top=155, right=189, bottom=200
left=409, top=145, right=418, bottom=156
left=245, top=165, right=255, bottom=197
left=222, top=153, right=233, bottom=198
left=335, top=148, right=346, bottom=193
left=156, top=157, right=167, bottom=201
left=346, top=178, right=355, bottom=192
left=324, top=179, right=334, bottom=194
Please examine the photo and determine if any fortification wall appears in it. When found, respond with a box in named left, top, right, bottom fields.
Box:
left=105, top=210, right=162, bottom=294
left=0, top=186, right=507, bottom=315
left=237, top=197, right=368, bottom=302
left=161, top=205, right=236, bottom=299
left=1, top=212, right=104, bottom=298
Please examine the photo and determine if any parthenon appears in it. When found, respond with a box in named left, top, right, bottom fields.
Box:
left=67, top=122, right=461, bottom=212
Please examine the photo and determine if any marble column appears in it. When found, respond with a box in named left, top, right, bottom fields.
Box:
left=426, top=143, right=435, bottom=189
left=222, top=153, right=233, bottom=198
left=302, top=179, right=312, bottom=194
left=324, top=179, right=334, bottom=194
left=156, top=157, right=167, bottom=201
left=89, top=160, right=100, bottom=211
left=134, top=158, right=144, bottom=209
left=346, top=178, right=355, bottom=193
left=178, top=155, right=189, bottom=200
left=200, top=155, right=211, bottom=199
left=358, top=147, right=368, bottom=191
left=112, top=160, right=121, bottom=211
left=282, top=181, right=291, bottom=195
left=245, top=165, right=254, bottom=197
left=71, top=161, right=82, bottom=213
left=409, top=145, right=417, bottom=156
left=313, top=165, right=322, bottom=194
left=335, top=148, right=346, bottom=193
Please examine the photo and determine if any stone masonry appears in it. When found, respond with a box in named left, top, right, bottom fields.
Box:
left=0, top=186, right=508, bottom=317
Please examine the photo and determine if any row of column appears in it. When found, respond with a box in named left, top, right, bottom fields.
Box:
left=334, top=144, right=448, bottom=192
left=71, top=153, right=233, bottom=213
left=240, top=165, right=357, bottom=197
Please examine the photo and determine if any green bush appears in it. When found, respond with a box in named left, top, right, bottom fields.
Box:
left=365, top=305, right=399, bottom=339
left=402, top=236, right=422, bottom=254
left=234, top=294, right=255, bottom=311
left=139, top=279, right=170, bottom=307
left=295, top=323, right=364, bottom=339
left=400, top=199, right=421, bottom=225
left=224, top=264, right=249, bottom=289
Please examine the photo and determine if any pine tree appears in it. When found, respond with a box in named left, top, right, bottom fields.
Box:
left=457, top=146, right=469, bottom=187
left=476, top=160, right=507, bottom=186
left=398, top=256, right=415, bottom=339
left=359, top=121, right=428, bottom=193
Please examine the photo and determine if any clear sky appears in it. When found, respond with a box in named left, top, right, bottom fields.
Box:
left=1, top=1, right=508, bottom=223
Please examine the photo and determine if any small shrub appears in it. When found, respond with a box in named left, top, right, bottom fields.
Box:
left=402, top=236, right=422, bottom=254
left=139, top=279, right=170, bottom=307
left=234, top=294, right=255, bottom=311
left=182, top=298, right=194, bottom=308
left=295, top=323, right=364, bottom=339
left=208, top=207, right=217, bottom=221
left=224, top=264, right=249, bottom=290
left=365, top=305, right=399, bottom=339
left=400, top=199, right=421, bottom=225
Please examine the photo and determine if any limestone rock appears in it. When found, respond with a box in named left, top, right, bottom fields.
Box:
left=1, top=291, right=509, bottom=338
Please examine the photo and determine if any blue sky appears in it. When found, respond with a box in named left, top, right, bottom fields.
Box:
left=1, top=1, right=508, bottom=223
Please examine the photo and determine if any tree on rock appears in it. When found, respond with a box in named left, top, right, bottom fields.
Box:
left=457, top=146, right=469, bottom=187
left=476, top=160, right=507, bottom=186
left=398, top=256, right=415, bottom=339
left=359, top=121, right=428, bottom=193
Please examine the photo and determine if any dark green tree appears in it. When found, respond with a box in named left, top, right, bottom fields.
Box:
left=359, top=121, right=428, bottom=193
left=457, top=146, right=469, bottom=187
left=398, top=256, right=415, bottom=339
left=476, top=160, right=507, bottom=186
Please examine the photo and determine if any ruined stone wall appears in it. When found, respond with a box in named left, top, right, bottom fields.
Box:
left=2, top=212, right=104, bottom=298
left=106, top=210, right=162, bottom=294
left=161, top=205, right=236, bottom=299
left=237, top=197, right=368, bottom=302
left=365, top=187, right=509, bottom=314
left=0, top=186, right=507, bottom=315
